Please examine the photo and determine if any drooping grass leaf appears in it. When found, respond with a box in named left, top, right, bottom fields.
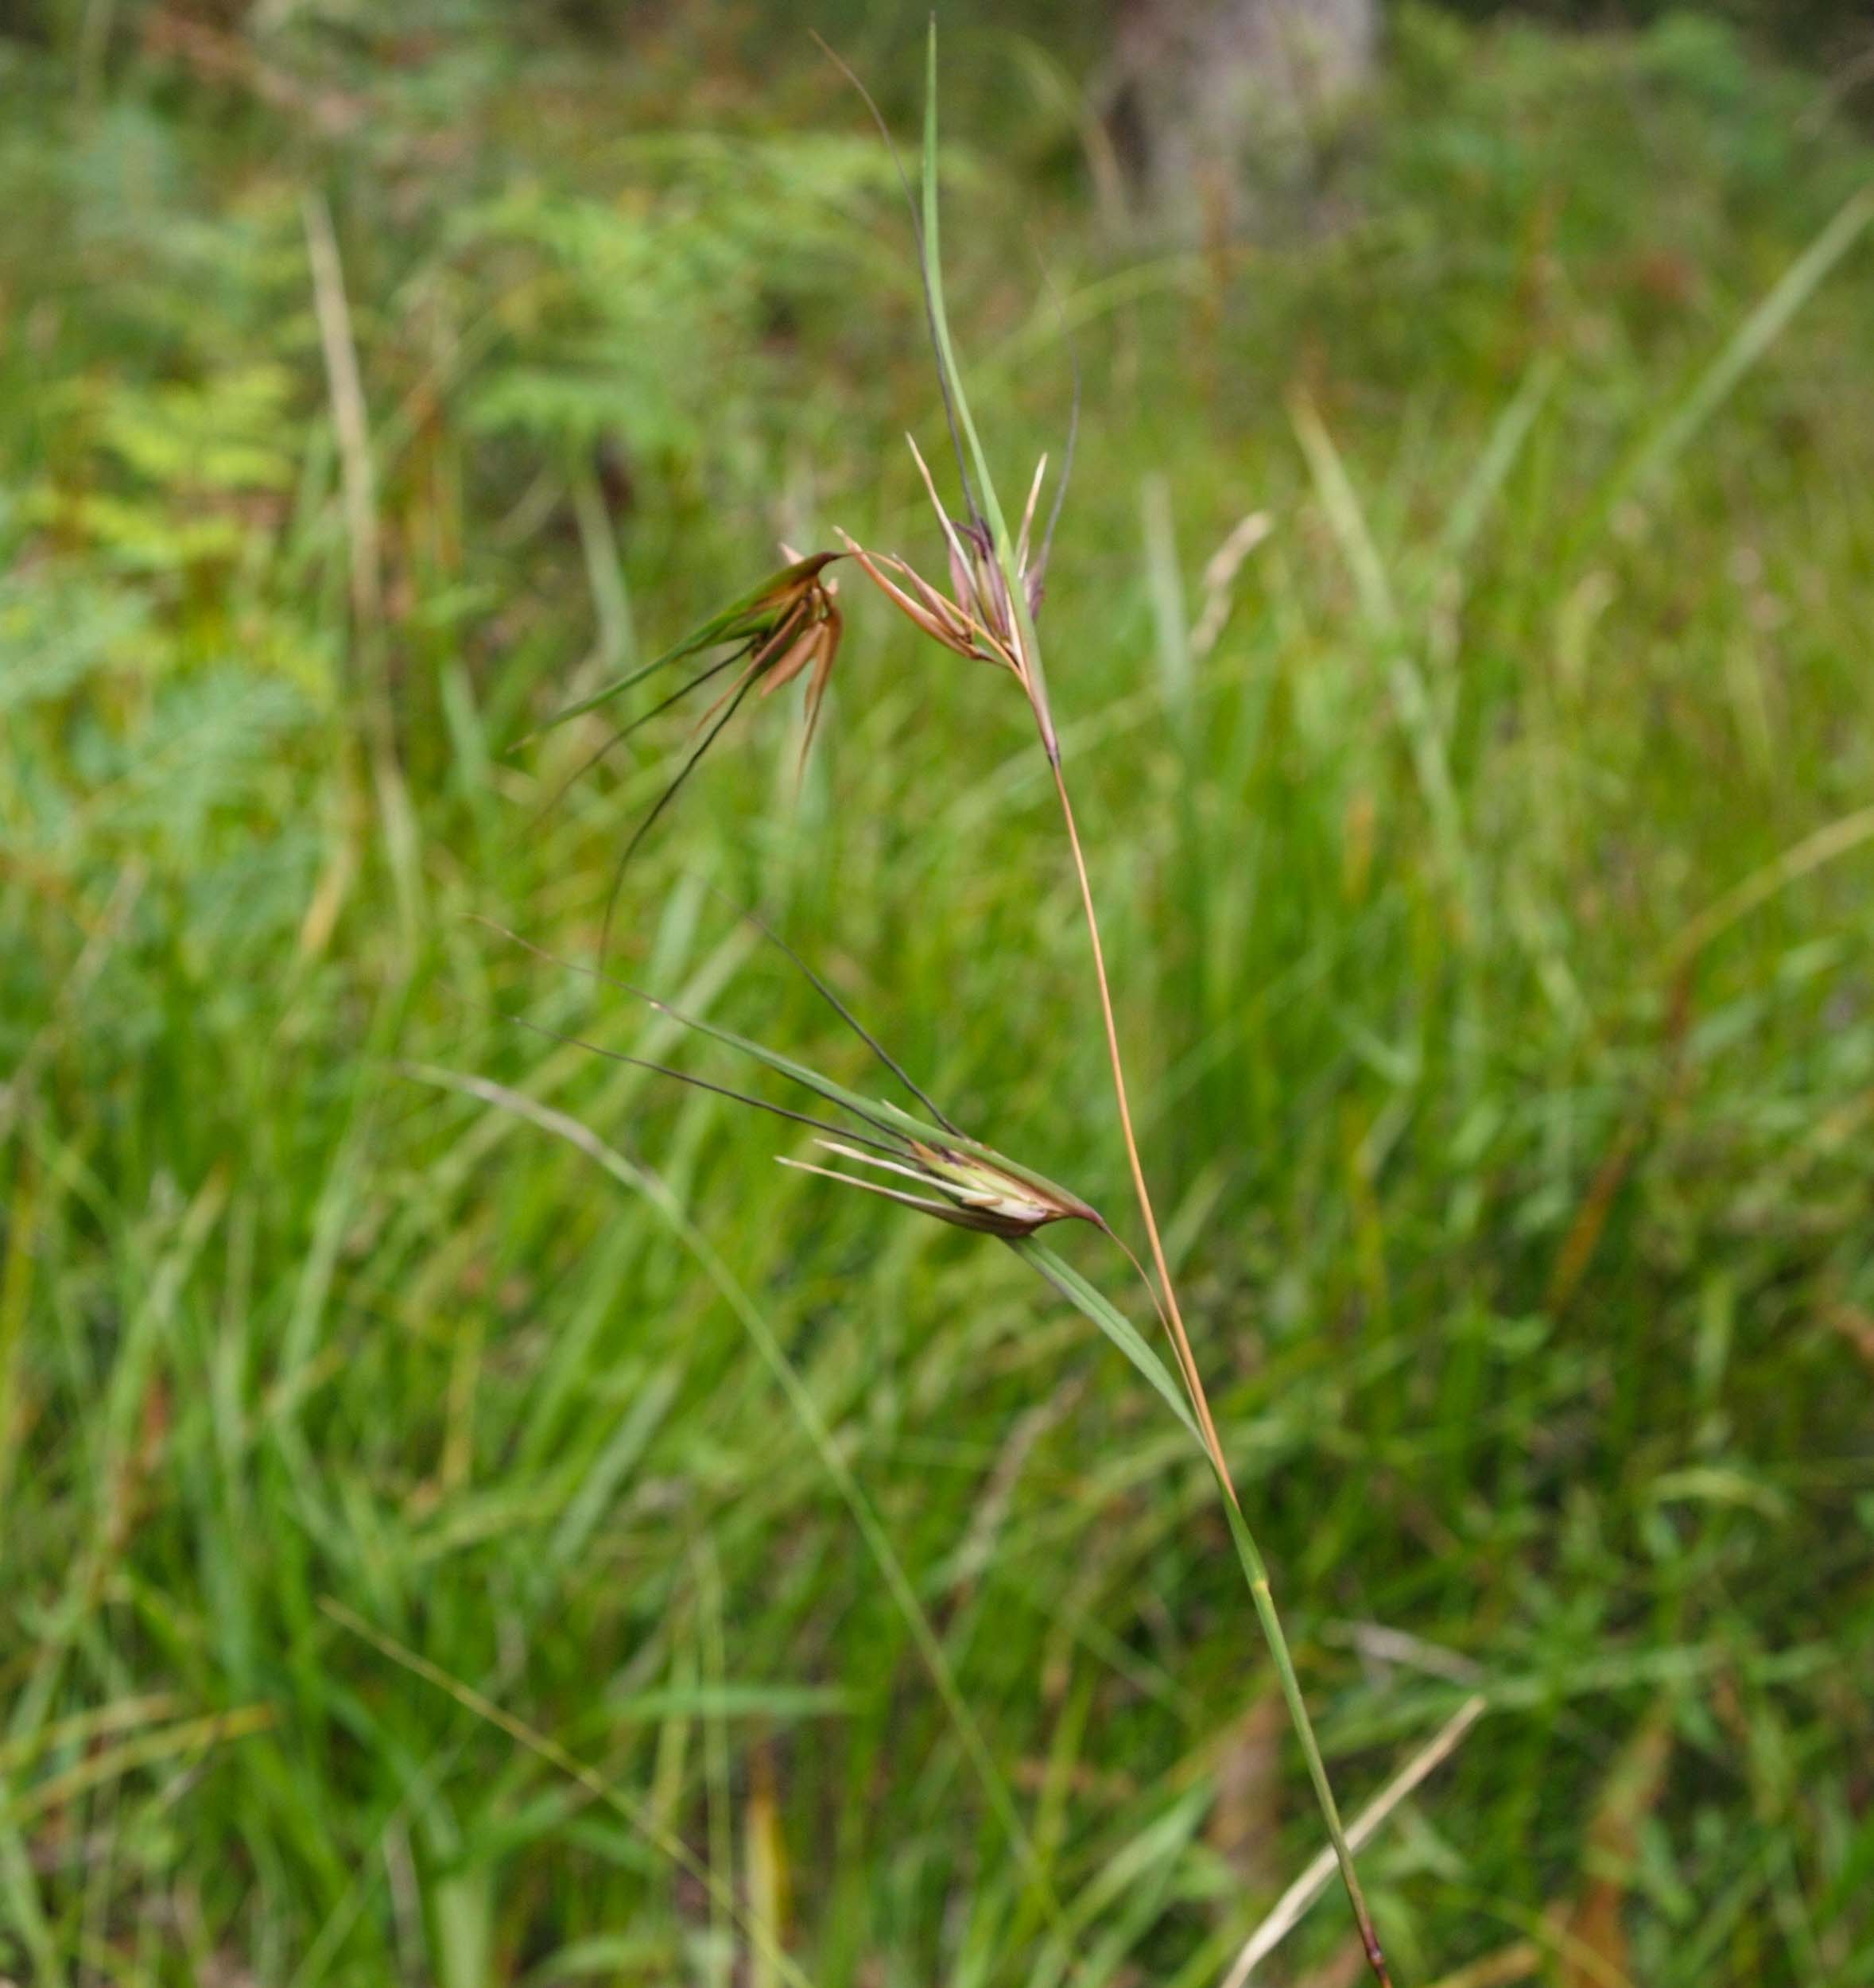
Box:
left=1012, top=1239, right=1201, bottom=1445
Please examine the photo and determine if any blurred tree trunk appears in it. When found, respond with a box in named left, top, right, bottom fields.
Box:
left=1104, top=0, right=1379, bottom=239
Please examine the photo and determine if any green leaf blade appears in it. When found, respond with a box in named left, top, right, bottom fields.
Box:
left=1012, top=1239, right=1201, bottom=1444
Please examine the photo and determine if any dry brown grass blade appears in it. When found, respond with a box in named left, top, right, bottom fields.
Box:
left=835, top=530, right=968, bottom=650
left=1826, top=1300, right=1874, bottom=1369
left=1656, top=800, right=1874, bottom=977
left=1560, top=1709, right=1674, bottom=1988
left=744, top=1741, right=790, bottom=1988
left=301, top=188, right=380, bottom=634
left=1421, top=1943, right=1544, bottom=1988
left=9, top=1704, right=276, bottom=1826
left=794, top=617, right=840, bottom=775
left=906, top=429, right=984, bottom=589
left=1220, top=1695, right=1486, bottom=1988
left=1206, top=1691, right=1286, bottom=1899
left=1015, top=452, right=1050, bottom=572
left=1544, top=1118, right=1645, bottom=1318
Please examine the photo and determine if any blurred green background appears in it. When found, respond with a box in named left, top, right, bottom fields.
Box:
left=4, top=2, right=1874, bottom=1984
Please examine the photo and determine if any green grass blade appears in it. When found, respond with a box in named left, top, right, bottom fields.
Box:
left=1600, top=182, right=1874, bottom=526
left=922, top=21, right=1002, bottom=549
left=1019, top=1180, right=1389, bottom=1969
left=921, top=18, right=1057, bottom=745
left=1013, top=1239, right=1201, bottom=1444
left=1213, top=1475, right=1387, bottom=1982
left=322, top=1598, right=816, bottom=1988
left=1438, top=352, right=1555, bottom=565
left=1017, top=1214, right=1387, bottom=1974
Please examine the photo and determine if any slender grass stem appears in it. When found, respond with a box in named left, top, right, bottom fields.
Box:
left=1046, top=748, right=1395, bottom=1988
left=1046, top=759, right=1216, bottom=1445
left=865, top=30, right=1393, bottom=1967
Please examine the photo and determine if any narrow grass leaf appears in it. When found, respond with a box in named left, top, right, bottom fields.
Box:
left=1604, top=184, right=1874, bottom=523
left=1216, top=1482, right=1391, bottom=1986
left=1439, top=354, right=1556, bottom=565
left=1013, top=1240, right=1201, bottom=1444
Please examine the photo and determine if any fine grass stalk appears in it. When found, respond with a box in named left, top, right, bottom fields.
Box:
left=899, top=26, right=1393, bottom=1982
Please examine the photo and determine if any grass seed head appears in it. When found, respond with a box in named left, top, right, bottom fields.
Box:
left=912, top=1139, right=1104, bottom=1236
left=722, top=554, right=845, bottom=769
left=837, top=435, right=1058, bottom=709
left=781, top=1131, right=1104, bottom=1241
left=521, top=551, right=846, bottom=926
left=496, top=920, right=1106, bottom=1247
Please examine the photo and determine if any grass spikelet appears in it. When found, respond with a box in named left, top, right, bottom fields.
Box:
left=515, top=552, right=844, bottom=947
left=487, top=919, right=1104, bottom=1246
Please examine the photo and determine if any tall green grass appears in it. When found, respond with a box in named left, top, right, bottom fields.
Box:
left=3, top=8, right=1873, bottom=1984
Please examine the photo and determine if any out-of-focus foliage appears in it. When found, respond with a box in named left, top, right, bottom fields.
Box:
left=453, top=134, right=905, bottom=470
left=1433, top=0, right=1869, bottom=66
left=3, top=5, right=1873, bottom=1986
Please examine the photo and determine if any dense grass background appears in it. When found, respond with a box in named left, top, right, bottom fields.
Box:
left=5, top=6, right=1874, bottom=1984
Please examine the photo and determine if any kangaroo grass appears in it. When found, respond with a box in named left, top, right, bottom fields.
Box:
left=502, top=28, right=1397, bottom=1978
left=483, top=916, right=1203, bottom=1441
left=824, top=26, right=1396, bottom=1983
left=482, top=918, right=1104, bottom=1244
